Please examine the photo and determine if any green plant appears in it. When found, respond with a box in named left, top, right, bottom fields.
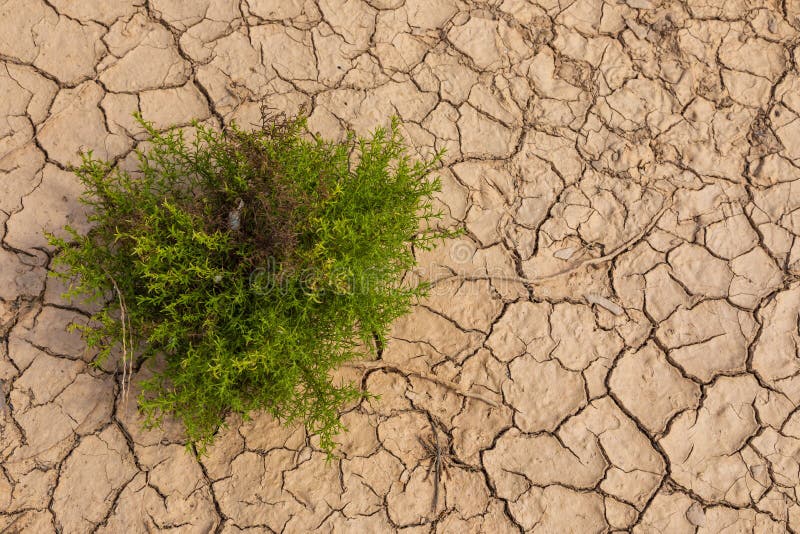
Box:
left=48, top=114, right=452, bottom=454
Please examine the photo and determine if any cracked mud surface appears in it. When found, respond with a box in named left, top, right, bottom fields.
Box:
left=2, top=0, right=800, bottom=532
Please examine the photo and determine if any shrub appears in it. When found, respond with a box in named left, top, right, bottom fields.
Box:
left=48, top=114, right=451, bottom=454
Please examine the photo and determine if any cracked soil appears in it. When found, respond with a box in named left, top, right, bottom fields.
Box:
left=2, top=0, right=800, bottom=532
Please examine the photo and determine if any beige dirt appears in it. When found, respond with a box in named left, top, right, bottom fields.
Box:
left=2, top=0, right=800, bottom=532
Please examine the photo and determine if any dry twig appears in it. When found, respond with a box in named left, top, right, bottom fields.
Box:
left=343, top=360, right=500, bottom=408
left=430, top=194, right=674, bottom=288
left=106, top=274, right=134, bottom=406
left=418, top=419, right=451, bottom=513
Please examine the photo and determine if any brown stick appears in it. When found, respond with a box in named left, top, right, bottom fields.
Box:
left=430, top=422, right=441, bottom=513
left=105, top=273, right=134, bottom=406
left=344, top=360, right=500, bottom=408
left=430, top=195, right=674, bottom=287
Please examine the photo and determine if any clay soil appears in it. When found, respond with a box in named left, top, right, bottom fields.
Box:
left=2, top=0, right=800, bottom=532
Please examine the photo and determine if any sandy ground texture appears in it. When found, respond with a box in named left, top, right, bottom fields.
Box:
left=2, top=0, right=800, bottom=532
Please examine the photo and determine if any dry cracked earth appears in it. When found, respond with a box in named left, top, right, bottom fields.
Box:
left=2, top=0, right=800, bottom=532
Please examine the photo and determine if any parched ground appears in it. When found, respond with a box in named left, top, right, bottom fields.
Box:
left=2, top=0, right=800, bottom=532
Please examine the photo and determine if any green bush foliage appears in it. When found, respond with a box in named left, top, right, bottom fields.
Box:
left=48, top=114, right=451, bottom=454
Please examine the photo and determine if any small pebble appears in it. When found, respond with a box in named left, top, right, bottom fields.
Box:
left=554, top=247, right=577, bottom=260
left=585, top=294, right=625, bottom=315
